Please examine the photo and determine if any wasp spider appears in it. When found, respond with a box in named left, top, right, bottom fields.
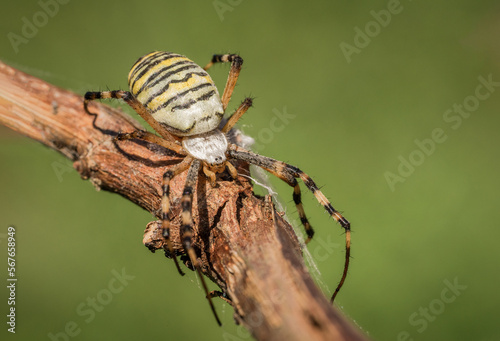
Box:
left=84, top=51, right=351, bottom=325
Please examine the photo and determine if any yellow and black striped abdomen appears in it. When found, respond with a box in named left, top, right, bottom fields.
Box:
left=128, top=51, right=224, bottom=136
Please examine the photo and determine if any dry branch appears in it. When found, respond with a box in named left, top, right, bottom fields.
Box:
left=0, top=61, right=368, bottom=341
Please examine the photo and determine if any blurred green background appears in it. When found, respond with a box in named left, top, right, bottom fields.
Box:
left=1, top=1, right=499, bottom=340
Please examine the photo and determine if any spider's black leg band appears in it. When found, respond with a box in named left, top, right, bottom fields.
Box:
left=204, top=53, right=243, bottom=71
left=181, top=160, right=222, bottom=326
left=84, top=90, right=131, bottom=115
left=291, top=179, right=315, bottom=243
left=227, top=145, right=351, bottom=303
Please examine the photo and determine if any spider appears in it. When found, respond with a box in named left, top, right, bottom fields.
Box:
left=83, top=51, right=351, bottom=325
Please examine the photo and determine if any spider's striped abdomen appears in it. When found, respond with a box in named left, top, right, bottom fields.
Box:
left=128, top=51, right=224, bottom=136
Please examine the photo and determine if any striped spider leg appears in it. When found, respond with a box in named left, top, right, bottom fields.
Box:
left=226, top=145, right=351, bottom=303
left=203, top=53, right=243, bottom=111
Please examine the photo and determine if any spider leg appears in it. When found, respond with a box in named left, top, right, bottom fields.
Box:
left=208, top=291, right=233, bottom=306
left=227, top=145, right=350, bottom=303
left=221, top=97, right=253, bottom=133
left=228, top=147, right=314, bottom=240
left=225, top=161, right=238, bottom=180
left=285, top=165, right=351, bottom=303
left=203, top=54, right=243, bottom=111
left=115, top=130, right=186, bottom=156
left=202, top=164, right=217, bottom=187
left=160, top=156, right=194, bottom=276
left=181, top=159, right=222, bottom=326
left=83, top=90, right=183, bottom=151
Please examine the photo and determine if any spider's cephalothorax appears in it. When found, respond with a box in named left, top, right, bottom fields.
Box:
left=84, top=51, right=351, bottom=326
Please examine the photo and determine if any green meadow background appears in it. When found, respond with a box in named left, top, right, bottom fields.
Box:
left=1, top=1, right=499, bottom=340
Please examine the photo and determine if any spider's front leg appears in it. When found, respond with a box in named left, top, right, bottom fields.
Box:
left=83, top=90, right=183, bottom=151
left=203, top=53, right=243, bottom=111
left=180, top=160, right=222, bottom=326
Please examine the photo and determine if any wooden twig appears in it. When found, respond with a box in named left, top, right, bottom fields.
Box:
left=0, top=61, right=368, bottom=341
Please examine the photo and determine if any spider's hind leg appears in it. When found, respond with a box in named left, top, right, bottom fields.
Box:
left=180, top=159, right=222, bottom=326
left=287, top=165, right=351, bottom=303
left=228, top=146, right=351, bottom=303
left=227, top=147, right=316, bottom=242
left=159, top=157, right=194, bottom=276
left=292, top=179, right=315, bottom=243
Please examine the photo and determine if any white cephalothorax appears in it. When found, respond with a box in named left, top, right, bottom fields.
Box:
left=182, top=129, right=228, bottom=165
